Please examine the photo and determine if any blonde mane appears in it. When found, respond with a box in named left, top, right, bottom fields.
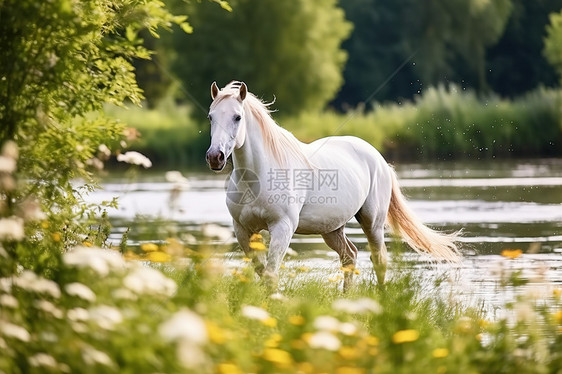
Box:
left=211, top=82, right=312, bottom=167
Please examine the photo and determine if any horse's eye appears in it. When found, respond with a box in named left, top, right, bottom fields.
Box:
left=234, top=115, right=241, bottom=122
left=208, top=114, right=213, bottom=122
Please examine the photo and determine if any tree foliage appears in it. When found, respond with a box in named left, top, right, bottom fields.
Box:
left=168, top=0, right=352, bottom=116
left=334, top=0, right=513, bottom=108
left=0, top=0, right=187, bottom=274
left=544, top=8, right=562, bottom=83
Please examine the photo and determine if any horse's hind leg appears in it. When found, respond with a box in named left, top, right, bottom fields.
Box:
left=356, top=210, right=388, bottom=285
left=322, top=226, right=358, bottom=290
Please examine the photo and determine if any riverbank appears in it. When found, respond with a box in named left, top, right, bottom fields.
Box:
left=106, top=85, right=562, bottom=168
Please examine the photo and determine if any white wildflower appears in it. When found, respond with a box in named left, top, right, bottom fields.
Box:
left=0, top=156, right=16, bottom=174
left=29, top=353, right=58, bottom=368
left=117, top=151, right=152, bottom=168
left=159, top=309, right=208, bottom=345
left=165, top=170, right=189, bottom=185
left=85, top=157, right=104, bottom=170
left=269, top=292, right=287, bottom=301
left=35, top=300, right=63, bottom=319
left=313, top=315, right=341, bottom=332
left=15, top=270, right=61, bottom=298
left=67, top=307, right=90, bottom=322
left=339, top=322, right=358, bottom=336
left=19, top=197, right=47, bottom=221
left=82, top=346, right=114, bottom=367
left=333, top=297, right=382, bottom=314
left=0, top=321, right=30, bottom=342
left=123, top=266, right=177, bottom=297
left=88, top=305, right=123, bottom=330
left=65, top=282, right=96, bottom=302
left=40, top=332, right=58, bottom=343
left=0, top=216, right=24, bottom=241
left=0, top=294, right=18, bottom=308
left=308, top=331, right=341, bottom=351
left=201, top=223, right=232, bottom=241
left=177, top=340, right=208, bottom=369
left=241, top=305, right=270, bottom=321
left=111, top=288, right=138, bottom=301
left=1, top=140, right=18, bottom=160
left=0, top=277, right=12, bottom=292
left=514, top=302, right=535, bottom=323
left=64, top=246, right=125, bottom=276
left=98, top=144, right=111, bottom=158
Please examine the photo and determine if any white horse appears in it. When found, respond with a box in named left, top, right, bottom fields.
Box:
left=206, top=81, right=459, bottom=288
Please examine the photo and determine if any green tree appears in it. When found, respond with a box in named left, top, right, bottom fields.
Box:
left=335, top=0, right=512, bottom=108
left=169, top=0, right=352, bottom=116
left=0, top=0, right=188, bottom=274
left=488, top=0, right=561, bottom=96
left=544, top=9, right=562, bottom=83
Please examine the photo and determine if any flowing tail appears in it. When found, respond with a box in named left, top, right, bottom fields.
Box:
left=387, top=167, right=461, bottom=262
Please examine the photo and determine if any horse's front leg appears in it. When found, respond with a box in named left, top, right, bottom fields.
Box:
left=233, top=220, right=266, bottom=275
left=263, top=220, right=295, bottom=287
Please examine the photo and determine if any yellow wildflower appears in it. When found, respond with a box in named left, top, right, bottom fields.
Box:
left=206, top=321, right=226, bottom=345
left=291, top=339, right=305, bottom=350
left=262, top=317, right=277, bottom=327
left=554, top=310, right=562, bottom=324
left=242, top=257, right=252, bottom=263
left=339, top=346, right=360, bottom=360
left=146, top=251, right=171, bottom=263
left=250, top=233, right=263, bottom=242
left=340, top=266, right=354, bottom=272
left=336, top=367, right=365, bottom=374
left=82, top=241, right=92, bottom=247
left=262, top=348, right=293, bottom=366
left=289, top=315, right=306, bottom=326
left=41, top=221, right=49, bottom=229
left=432, top=348, right=449, bottom=358
left=265, top=333, right=282, bottom=348
left=296, top=362, right=315, bottom=374
left=249, top=241, right=267, bottom=251
left=365, top=335, right=379, bottom=346
left=51, top=232, right=61, bottom=242
left=553, top=288, right=561, bottom=298
left=217, top=363, right=244, bottom=374
left=299, top=266, right=310, bottom=272
left=140, top=243, right=159, bottom=252
left=123, top=251, right=141, bottom=260
left=392, top=329, right=420, bottom=344
left=501, top=249, right=522, bottom=259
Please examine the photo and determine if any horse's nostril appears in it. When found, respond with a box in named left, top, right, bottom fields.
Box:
left=218, top=151, right=225, bottom=162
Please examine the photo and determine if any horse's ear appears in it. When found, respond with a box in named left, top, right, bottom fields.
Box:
left=211, top=81, right=219, bottom=100
left=239, top=82, right=247, bottom=101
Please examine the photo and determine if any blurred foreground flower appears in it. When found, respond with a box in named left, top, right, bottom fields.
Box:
left=241, top=305, right=270, bottom=321
left=117, top=151, right=152, bottom=168
left=392, top=329, right=420, bottom=344
left=0, top=216, right=24, bottom=241
left=308, top=331, right=341, bottom=351
left=123, top=266, right=177, bottom=296
left=333, top=298, right=382, bottom=315
left=64, top=246, right=125, bottom=276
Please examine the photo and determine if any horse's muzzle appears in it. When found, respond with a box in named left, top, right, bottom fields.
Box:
left=206, top=149, right=226, bottom=171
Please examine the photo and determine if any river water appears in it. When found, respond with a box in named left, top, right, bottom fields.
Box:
left=87, top=159, right=562, bottom=314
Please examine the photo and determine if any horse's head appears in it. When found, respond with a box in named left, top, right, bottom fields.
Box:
left=206, top=81, right=248, bottom=171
